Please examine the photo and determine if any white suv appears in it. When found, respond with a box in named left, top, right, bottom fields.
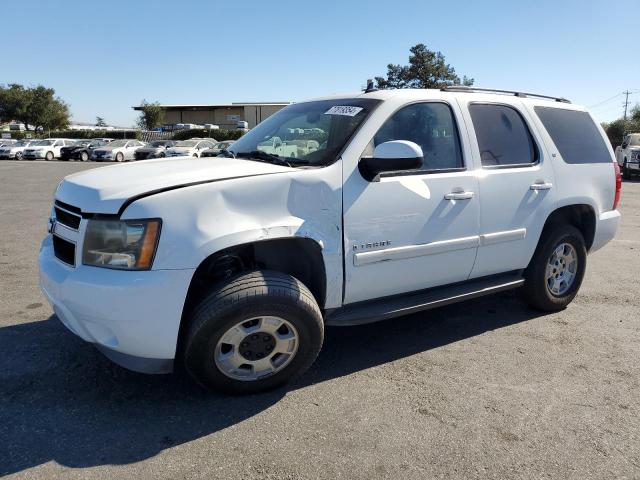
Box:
left=39, top=87, right=621, bottom=394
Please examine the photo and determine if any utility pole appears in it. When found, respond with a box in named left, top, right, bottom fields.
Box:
left=623, top=90, right=632, bottom=120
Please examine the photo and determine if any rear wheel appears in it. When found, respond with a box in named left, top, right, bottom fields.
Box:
left=183, top=270, right=324, bottom=394
left=521, top=225, right=587, bottom=311
left=15, top=152, right=23, bottom=160
left=45, top=151, right=54, bottom=161
left=115, top=152, right=124, bottom=162
left=80, top=151, right=89, bottom=162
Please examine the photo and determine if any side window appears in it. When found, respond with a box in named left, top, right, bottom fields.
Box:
left=373, top=102, right=463, bottom=172
left=534, top=107, right=612, bottom=164
left=469, top=104, right=537, bottom=167
left=54, top=140, right=63, bottom=147
left=621, top=135, right=629, bottom=149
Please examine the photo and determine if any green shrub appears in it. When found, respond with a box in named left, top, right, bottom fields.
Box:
left=45, top=129, right=141, bottom=140
left=172, top=129, right=245, bottom=141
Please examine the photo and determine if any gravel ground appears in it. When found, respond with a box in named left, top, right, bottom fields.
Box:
left=0, top=160, right=639, bottom=479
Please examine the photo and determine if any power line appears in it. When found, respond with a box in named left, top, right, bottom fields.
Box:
left=588, top=92, right=624, bottom=109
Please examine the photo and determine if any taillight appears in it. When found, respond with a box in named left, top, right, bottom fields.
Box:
left=613, top=161, right=621, bottom=210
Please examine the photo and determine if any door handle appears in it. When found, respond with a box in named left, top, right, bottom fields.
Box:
left=444, top=191, right=474, bottom=200
left=530, top=182, right=553, bottom=191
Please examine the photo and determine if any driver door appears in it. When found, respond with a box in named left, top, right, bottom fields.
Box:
left=343, top=101, right=480, bottom=304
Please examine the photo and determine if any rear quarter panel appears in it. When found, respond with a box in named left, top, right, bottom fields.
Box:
left=522, top=102, right=615, bottom=216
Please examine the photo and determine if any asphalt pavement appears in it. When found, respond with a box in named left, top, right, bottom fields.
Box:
left=0, top=160, right=638, bottom=479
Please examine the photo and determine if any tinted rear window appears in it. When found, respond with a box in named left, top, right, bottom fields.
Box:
left=534, top=107, right=611, bottom=164
left=469, top=104, right=537, bottom=167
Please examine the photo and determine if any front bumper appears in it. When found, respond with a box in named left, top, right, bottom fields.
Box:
left=23, top=152, right=45, bottom=159
left=0, top=152, right=16, bottom=159
left=591, top=210, right=621, bottom=252
left=135, top=152, right=161, bottom=160
left=39, top=235, right=195, bottom=373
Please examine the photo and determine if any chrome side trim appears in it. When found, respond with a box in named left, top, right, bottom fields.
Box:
left=353, top=235, right=480, bottom=267
left=480, top=228, right=526, bottom=246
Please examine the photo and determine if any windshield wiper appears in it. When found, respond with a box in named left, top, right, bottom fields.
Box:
left=235, top=150, right=296, bottom=167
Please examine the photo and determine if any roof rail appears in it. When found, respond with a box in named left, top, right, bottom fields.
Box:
left=441, top=86, right=571, bottom=104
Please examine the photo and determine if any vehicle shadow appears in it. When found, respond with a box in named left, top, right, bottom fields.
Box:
left=0, top=290, right=545, bottom=475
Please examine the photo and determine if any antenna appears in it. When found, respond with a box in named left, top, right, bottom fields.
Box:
left=364, top=79, right=377, bottom=93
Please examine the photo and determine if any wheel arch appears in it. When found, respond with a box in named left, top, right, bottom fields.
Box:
left=176, top=236, right=327, bottom=356
left=539, top=203, right=597, bottom=253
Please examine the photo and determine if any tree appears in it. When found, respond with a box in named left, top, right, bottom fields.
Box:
left=602, top=105, right=640, bottom=147
left=0, top=84, right=30, bottom=125
left=0, top=83, right=69, bottom=131
left=136, top=100, right=165, bottom=130
left=374, top=44, right=474, bottom=90
left=95, top=116, right=107, bottom=127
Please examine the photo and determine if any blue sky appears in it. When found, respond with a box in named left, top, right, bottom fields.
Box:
left=3, top=0, right=639, bottom=127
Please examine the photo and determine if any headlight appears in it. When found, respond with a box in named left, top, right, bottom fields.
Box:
left=82, top=219, right=161, bottom=270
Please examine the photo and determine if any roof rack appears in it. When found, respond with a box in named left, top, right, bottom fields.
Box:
left=441, top=86, right=571, bottom=104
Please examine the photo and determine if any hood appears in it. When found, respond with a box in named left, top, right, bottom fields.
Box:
left=94, top=145, right=121, bottom=152
left=167, top=147, right=194, bottom=153
left=136, top=146, right=163, bottom=152
left=55, top=157, right=292, bottom=214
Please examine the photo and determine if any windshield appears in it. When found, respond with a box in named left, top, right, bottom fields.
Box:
left=89, top=140, right=105, bottom=147
left=150, top=141, right=168, bottom=147
left=216, top=142, right=232, bottom=149
left=107, top=140, right=128, bottom=148
left=629, top=134, right=640, bottom=146
left=228, top=98, right=380, bottom=166
left=14, top=141, right=30, bottom=147
left=31, top=140, right=55, bottom=146
left=175, top=140, right=198, bottom=147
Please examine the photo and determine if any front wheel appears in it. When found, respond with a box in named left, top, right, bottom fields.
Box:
left=15, top=152, right=23, bottom=160
left=183, top=271, right=324, bottom=394
left=115, top=152, right=124, bottom=162
left=520, top=225, right=587, bottom=311
left=80, top=151, right=89, bottom=162
left=45, top=151, right=54, bottom=161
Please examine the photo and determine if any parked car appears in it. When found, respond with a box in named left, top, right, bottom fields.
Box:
left=91, top=139, right=146, bottom=162
left=0, top=139, right=37, bottom=160
left=0, top=139, right=18, bottom=147
left=60, top=139, right=108, bottom=161
left=200, top=140, right=235, bottom=157
left=40, top=87, right=621, bottom=394
left=165, top=139, right=215, bottom=158
left=615, top=133, right=640, bottom=179
left=134, top=140, right=177, bottom=160
left=23, top=139, right=76, bottom=160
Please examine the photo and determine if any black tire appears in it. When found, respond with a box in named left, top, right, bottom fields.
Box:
left=15, top=152, right=22, bottom=160
left=115, top=152, right=124, bottom=162
left=45, top=151, right=54, bottom=161
left=622, top=160, right=631, bottom=180
left=520, top=224, right=587, bottom=311
left=159, top=152, right=166, bottom=158
left=80, top=151, right=89, bottom=162
left=183, top=270, right=324, bottom=394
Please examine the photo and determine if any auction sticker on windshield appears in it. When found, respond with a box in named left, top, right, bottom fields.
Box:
left=324, top=106, right=363, bottom=116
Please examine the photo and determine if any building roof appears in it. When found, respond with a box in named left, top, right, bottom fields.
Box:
left=132, top=102, right=290, bottom=111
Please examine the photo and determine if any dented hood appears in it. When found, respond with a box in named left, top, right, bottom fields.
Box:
left=55, top=157, right=292, bottom=214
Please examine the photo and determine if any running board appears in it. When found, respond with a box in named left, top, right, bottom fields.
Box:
left=325, top=272, right=524, bottom=326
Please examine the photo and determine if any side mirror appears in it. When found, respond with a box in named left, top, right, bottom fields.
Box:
left=359, top=140, right=423, bottom=181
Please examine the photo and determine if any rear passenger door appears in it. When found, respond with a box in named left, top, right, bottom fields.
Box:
left=457, top=100, right=557, bottom=278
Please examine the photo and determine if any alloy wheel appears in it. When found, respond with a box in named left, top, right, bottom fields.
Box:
left=214, top=316, right=299, bottom=381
